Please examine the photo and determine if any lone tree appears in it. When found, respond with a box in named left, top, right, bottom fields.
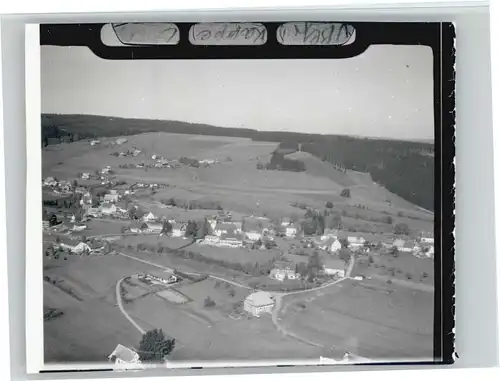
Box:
left=325, top=201, right=334, bottom=209
left=138, top=328, right=175, bottom=363
left=394, top=222, right=410, bottom=236
left=340, top=188, right=351, bottom=198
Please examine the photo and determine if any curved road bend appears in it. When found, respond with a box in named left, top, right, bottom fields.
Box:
left=114, top=251, right=357, bottom=349
left=116, top=277, right=145, bottom=335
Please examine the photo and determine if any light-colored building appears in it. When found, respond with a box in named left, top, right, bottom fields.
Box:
left=214, top=223, right=236, bottom=237
left=108, top=344, right=141, bottom=365
left=347, top=236, right=365, bottom=250
left=244, top=291, right=275, bottom=317
left=104, top=193, right=119, bottom=203
left=393, top=238, right=406, bottom=249
left=218, top=232, right=244, bottom=247
left=421, top=237, right=434, bottom=245
left=144, top=222, right=163, bottom=233
left=42, top=220, right=50, bottom=230
left=400, top=241, right=416, bottom=253
left=245, top=230, right=262, bottom=242
left=285, top=224, right=298, bottom=238
left=323, top=267, right=345, bottom=277
left=81, top=172, right=91, bottom=180
left=202, top=235, right=220, bottom=245
left=321, top=228, right=338, bottom=240
left=101, top=203, right=117, bottom=215
left=142, top=212, right=156, bottom=222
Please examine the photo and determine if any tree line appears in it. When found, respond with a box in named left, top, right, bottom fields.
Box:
left=42, top=114, right=434, bottom=210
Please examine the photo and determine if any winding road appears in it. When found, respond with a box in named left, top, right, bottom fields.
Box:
left=114, top=250, right=357, bottom=349
left=115, top=277, right=145, bottom=335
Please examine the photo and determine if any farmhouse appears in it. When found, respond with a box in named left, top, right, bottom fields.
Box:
left=393, top=238, right=406, bottom=249
left=420, top=235, right=434, bottom=244
left=202, top=235, right=220, bottom=245
left=43, top=177, right=58, bottom=187
left=90, top=140, right=100, bottom=146
left=86, top=207, right=101, bottom=217
left=214, top=222, right=236, bottom=237
left=142, top=212, right=156, bottom=222
left=218, top=231, right=244, bottom=248
left=100, top=203, right=117, bottom=215
left=244, top=291, right=275, bottom=317
left=285, top=224, right=298, bottom=238
left=347, top=236, right=365, bottom=250
left=108, top=344, right=141, bottom=365
left=270, top=260, right=297, bottom=281
left=115, top=138, right=128, bottom=145
left=129, top=221, right=142, bottom=233
left=171, top=222, right=186, bottom=237
left=323, top=257, right=346, bottom=277
left=81, top=172, right=91, bottom=180
left=104, top=193, right=119, bottom=203
left=244, top=230, right=262, bottom=242
left=60, top=242, right=92, bottom=254
left=42, top=220, right=50, bottom=230
left=143, top=222, right=163, bottom=233
left=321, top=228, right=338, bottom=240
left=400, top=241, right=416, bottom=253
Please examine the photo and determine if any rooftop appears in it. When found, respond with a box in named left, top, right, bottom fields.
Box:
left=245, top=291, right=274, bottom=307
left=109, top=344, right=138, bottom=363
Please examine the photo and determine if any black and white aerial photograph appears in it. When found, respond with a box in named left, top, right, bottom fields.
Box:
left=36, top=22, right=439, bottom=370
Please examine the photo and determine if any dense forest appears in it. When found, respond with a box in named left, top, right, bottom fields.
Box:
left=41, top=113, right=434, bottom=211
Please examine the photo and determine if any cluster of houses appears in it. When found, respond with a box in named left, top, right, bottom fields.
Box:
left=306, top=229, right=434, bottom=258
left=42, top=177, right=73, bottom=194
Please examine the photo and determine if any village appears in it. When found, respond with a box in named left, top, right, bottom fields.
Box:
left=42, top=135, right=435, bottom=368
left=42, top=152, right=435, bottom=286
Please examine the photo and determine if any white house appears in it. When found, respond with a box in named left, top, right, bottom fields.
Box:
left=81, top=172, right=91, bottom=180
left=244, top=291, right=275, bottom=317
left=393, top=239, right=405, bottom=249
left=71, top=225, right=87, bottom=232
left=347, top=236, right=365, bottom=250
left=101, top=204, right=117, bottom=215
left=104, top=193, right=119, bottom=203
left=245, top=230, right=262, bottom=242
left=90, top=140, right=100, bottom=146
left=218, top=232, right=244, bottom=247
left=202, top=235, right=220, bottom=245
left=330, top=238, right=342, bottom=253
left=108, top=344, right=141, bottom=365
left=144, top=222, right=163, bottom=233
left=421, top=237, right=434, bottom=245
left=281, top=218, right=292, bottom=227
left=400, top=241, right=416, bottom=253
left=60, top=242, right=92, bottom=254
left=171, top=223, right=185, bottom=237
left=321, top=228, right=338, bottom=240
left=323, top=266, right=345, bottom=277
left=285, top=224, right=298, bottom=238
left=214, top=223, right=236, bottom=237
left=142, top=212, right=156, bottom=222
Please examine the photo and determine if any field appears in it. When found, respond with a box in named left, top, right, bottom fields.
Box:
left=123, top=290, right=322, bottom=362
left=355, top=252, right=434, bottom=286
left=42, top=132, right=433, bottom=235
left=278, top=278, right=434, bottom=361
left=156, top=289, right=189, bottom=304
